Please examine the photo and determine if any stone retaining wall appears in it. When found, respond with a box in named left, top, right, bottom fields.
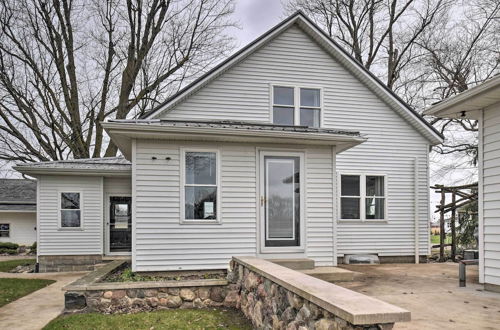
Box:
left=228, top=258, right=395, bottom=330
left=66, top=285, right=238, bottom=313
left=64, top=258, right=409, bottom=329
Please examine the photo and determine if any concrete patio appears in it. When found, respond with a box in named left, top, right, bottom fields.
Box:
left=337, top=263, right=500, bottom=330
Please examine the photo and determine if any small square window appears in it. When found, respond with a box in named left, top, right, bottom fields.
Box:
left=0, top=224, right=9, bottom=237
left=273, top=86, right=294, bottom=105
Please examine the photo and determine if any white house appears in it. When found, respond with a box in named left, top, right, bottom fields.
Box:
left=14, top=12, right=443, bottom=272
left=425, top=74, right=500, bottom=292
left=0, top=179, right=37, bottom=246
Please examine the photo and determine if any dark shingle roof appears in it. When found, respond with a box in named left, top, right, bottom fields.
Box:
left=0, top=179, right=36, bottom=211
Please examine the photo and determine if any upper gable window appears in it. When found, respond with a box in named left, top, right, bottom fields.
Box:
left=273, top=86, right=295, bottom=125
left=272, top=86, right=321, bottom=127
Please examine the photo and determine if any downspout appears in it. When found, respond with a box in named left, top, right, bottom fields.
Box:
left=414, top=157, right=419, bottom=264
left=332, top=146, right=338, bottom=266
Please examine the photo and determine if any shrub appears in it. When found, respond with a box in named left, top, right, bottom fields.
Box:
left=30, top=242, right=37, bottom=254
left=0, top=242, right=19, bottom=250
left=0, top=248, right=17, bottom=255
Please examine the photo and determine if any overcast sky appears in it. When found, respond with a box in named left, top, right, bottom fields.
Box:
left=230, top=0, right=285, bottom=47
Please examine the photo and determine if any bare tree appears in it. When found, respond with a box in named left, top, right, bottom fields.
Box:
left=284, top=0, right=452, bottom=89
left=0, top=0, right=235, bottom=164
left=418, top=0, right=500, bottom=166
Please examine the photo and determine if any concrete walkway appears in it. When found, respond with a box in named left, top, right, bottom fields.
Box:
left=0, top=271, right=86, bottom=330
left=338, top=263, right=500, bottom=330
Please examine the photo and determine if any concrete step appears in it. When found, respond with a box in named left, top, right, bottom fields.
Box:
left=267, top=258, right=315, bottom=270
left=301, top=267, right=355, bottom=282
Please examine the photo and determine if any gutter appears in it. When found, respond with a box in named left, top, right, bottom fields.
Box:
left=101, top=122, right=367, bottom=144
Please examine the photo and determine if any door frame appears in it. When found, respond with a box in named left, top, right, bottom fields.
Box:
left=258, top=149, right=306, bottom=254
left=105, top=193, right=132, bottom=256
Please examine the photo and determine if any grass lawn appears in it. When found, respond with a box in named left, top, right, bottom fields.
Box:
left=0, top=258, right=35, bottom=272
left=431, top=235, right=452, bottom=244
left=44, top=309, right=252, bottom=330
left=0, top=278, right=55, bottom=307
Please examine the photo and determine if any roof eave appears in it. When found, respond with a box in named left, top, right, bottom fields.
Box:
left=102, top=121, right=367, bottom=157
left=13, top=166, right=132, bottom=177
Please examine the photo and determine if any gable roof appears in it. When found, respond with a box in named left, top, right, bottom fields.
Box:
left=141, top=11, right=443, bottom=145
left=0, top=179, right=36, bottom=211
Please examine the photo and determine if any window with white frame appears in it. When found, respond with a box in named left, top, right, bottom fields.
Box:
left=60, top=192, right=81, bottom=228
left=340, top=174, right=386, bottom=220
left=272, top=86, right=321, bottom=127
left=0, top=224, right=9, bottom=237
left=182, top=150, right=219, bottom=221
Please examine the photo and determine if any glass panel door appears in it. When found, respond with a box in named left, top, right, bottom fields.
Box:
left=109, top=196, right=132, bottom=253
left=264, top=156, right=300, bottom=247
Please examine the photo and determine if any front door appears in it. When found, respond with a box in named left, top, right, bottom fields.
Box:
left=260, top=152, right=302, bottom=248
left=109, top=196, right=132, bottom=253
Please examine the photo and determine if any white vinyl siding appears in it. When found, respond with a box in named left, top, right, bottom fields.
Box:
left=0, top=213, right=36, bottom=245
left=482, top=101, right=500, bottom=285
left=37, top=175, right=103, bottom=255
left=104, top=177, right=132, bottom=196
left=159, top=24, right=430, bottom=257
left=133, top=140, right=335, bottom=271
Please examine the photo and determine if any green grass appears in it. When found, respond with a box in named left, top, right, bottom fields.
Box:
left=44, top=309, right=252, bottom=330
left=0, top=258, right=35, bottom=272
left=431, top=235, right=452, bottom=244
left=0, top=278, right=55, bottom=307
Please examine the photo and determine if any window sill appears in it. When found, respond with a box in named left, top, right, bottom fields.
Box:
left=57, top=227, right=84, bottom=231
left=338, top=219, right=388, bottom=224
left=180, top=220, right=221, bottom=225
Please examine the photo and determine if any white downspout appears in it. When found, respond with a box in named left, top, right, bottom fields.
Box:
left=414, top=157, right=420, bottom=264
left=332, top=146, right=337, bottom=266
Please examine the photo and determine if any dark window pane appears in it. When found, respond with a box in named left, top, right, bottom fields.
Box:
left=300, top=108, right=320, bottom=127
left=0, top=224, right=9, bottom=237
left=273, top=107, right=294, bottom=125
left=300, top=88, right=320, bottom=107
left=366, top=176, right=384, bottom=196
left=341, top=175, right=360, bottom=196
left=61, top=210, right=81, bottom=227
left=341, top=197, right=360, bottom=219
left=366, top=198, right=385, bottom=219
left=185, top=152, right=216, bottom=185
left=185, top=186, right=217, bottom=220
left=61, top=193, right=80, bottom=209
left=273, top=86, right=294, bottom=105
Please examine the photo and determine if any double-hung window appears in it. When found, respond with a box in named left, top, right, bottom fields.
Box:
left=340, top=174, right=386, bottom=220
left=0, top=224, right=9, bottom=237
left=60, top=192, right=81, bottom=228
left=272, top=86, right=321, bottom=127
left=182, top=149, right=219, bottom=222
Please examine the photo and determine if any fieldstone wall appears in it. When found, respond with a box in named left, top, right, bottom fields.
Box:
left=66, top=284, right=240, bottom=314
left=227, top=261, right=394, bottom=330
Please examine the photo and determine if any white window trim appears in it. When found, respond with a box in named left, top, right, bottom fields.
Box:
left=269, top=83, right=323, bottom=127
left=338, top=173, right=388, bottom=222
left=0, top=223, right=10, bottom=238
left=58, top=191, right=83, bottom=230
left=179, top=147, right=221, bottom=224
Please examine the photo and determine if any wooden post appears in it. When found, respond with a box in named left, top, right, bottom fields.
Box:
left=440, top=189, right=446, bottom=262
left=451, top=191, right=456, bottom=261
